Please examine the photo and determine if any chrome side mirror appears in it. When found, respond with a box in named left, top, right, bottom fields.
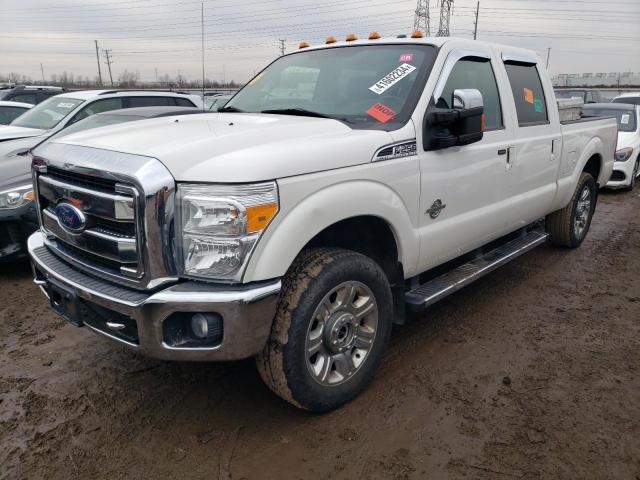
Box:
left=452, top=88, right=484, bottom=110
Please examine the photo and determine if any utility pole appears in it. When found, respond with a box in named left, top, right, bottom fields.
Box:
left=201, top=2, right=205, bottom=107
left=473, top=1, right=480, bottom=40
left=94, top=40, right=103, bottom=86
left=278, top=39, right=286, bottom=56
left=436, top=0, right=453, bottom=37
left=413, top=0, right=430, bottom=36
left=546, top=47, right=551, bottom=69
left=103, top=49, right=114, bottom=87
left=40, top=63, right=45, bottom=83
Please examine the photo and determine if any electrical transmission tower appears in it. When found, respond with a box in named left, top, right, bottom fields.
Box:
left=103, top=49, right=114, bottom=87
left=278, top=39, right=286, bottom=56
left=413, top=0, right=430, bottom=36
left=436, top=0, right=453, bottom=37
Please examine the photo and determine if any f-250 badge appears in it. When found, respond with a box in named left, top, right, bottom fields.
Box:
left=426, top=199, right=446, bottom=219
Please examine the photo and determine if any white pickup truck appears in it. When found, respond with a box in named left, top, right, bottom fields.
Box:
left=28, top=36, right=616, bottom=411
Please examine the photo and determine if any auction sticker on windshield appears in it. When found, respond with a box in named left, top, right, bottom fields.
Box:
left=367, top=103, right=397, bottom=123
left=369, top=63, right=417, bottom=95
left=57, top=102, right=77, bottom=108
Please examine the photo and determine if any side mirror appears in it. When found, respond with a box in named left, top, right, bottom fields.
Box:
left=423, top=88, right=484, bottom=151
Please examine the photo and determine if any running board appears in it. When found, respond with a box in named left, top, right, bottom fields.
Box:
left=405, top=230, right=549, bottom=311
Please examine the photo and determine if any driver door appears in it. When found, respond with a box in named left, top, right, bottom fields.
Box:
left=416, top=50, right=515, bottom=272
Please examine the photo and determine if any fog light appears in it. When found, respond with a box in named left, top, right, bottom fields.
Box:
left=191, top=313, right=223, bottom=340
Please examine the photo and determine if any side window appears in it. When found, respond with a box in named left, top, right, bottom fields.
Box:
left=504, top=62, right=549, bottom=126
left=0, top=106, right=28, bottom=125
left=72, top=98, right=124, bottom=123
left=174, top=97, right=196, bottom=107
left=126, top=96, right=172, bottom=108
left=585, top=92, right=594, bottom=104
left=10, top=93, right=38, bottom=104
left=438, top=57, right=503, bottom=130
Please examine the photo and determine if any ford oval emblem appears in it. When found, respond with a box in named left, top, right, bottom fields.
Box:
left=55, top=203, right=87, bottom=232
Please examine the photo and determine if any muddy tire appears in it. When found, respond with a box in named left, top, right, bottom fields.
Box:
left=256, top=248, right=392, bottom=412
left=546, top=172, right=597, bottom=248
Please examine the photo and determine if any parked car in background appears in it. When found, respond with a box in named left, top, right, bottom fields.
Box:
left=611, top=93, right=640, bottom=106
left=206, top=94, right=233, bottom=111
left=554, top=88, right=605, bottom=104
left=0, top=85, right=65, bottom=105
left=0, top=101, right=32, bottom=125
left=584, top=103, right=640, bottom=190
left=0, top=106, right=204, bottom=263
left=0, top=89, right=203, bottom=143
left=28, top=36, right=616, bottom=411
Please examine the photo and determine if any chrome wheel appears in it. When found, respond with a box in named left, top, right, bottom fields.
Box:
left=305, top=281, right=378, bottom=386
left=574, top=185, right=592, bottom=239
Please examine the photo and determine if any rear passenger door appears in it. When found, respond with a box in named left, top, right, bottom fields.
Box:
left=500, top=54, right=561, bottom=231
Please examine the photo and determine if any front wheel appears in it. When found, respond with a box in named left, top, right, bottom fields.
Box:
left=546, top=171, right=597, bottom=248
left=256, top=248, right=392, bottom=412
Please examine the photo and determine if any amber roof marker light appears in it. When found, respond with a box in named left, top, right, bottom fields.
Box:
left=369, top=31, right=381, bottom=40
left=299, top=41, right=310, bottom=49
left=325, top=36, right=337, bottom=44
left=345, top=33, right=358, bottom=42
left=411, top=30, right=424, bottom=38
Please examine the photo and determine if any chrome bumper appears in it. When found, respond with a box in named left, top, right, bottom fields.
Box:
left=28, top=232, right=281, bottom=361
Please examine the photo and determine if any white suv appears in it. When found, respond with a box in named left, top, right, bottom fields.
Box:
left=0, top=90, right=203, bottom=142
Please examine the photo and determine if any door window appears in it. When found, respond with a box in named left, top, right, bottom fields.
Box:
left=0, top=106, right=29, bottom=125
left=174, top=97, right=196, bottom=107
left=72, top=98, right=124, bottom=123
left=437, top=57, right=503, bottom=130
left=504, top=62, right=549, bottom=126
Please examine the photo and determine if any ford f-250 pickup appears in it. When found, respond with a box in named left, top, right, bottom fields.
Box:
left=28, top=35, right=616, bottom=412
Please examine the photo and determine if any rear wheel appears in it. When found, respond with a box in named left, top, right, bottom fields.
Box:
left=256, top=248, right=392, bottom=412
left=546, top=172, right=597, bottom=248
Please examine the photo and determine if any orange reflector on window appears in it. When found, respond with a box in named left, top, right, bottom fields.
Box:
left=369, top=31, right=381, bottom=40
left=411, top=30, right=424, bottom=38
left=481, top=114, right=486, bottom=131
left=325, top=36, right=337, bottom=44
left=299, top=41, right=309, bottom=49
left=246, top=203, right=278, bottom=233
left=345, top=33, right=358, bottom=42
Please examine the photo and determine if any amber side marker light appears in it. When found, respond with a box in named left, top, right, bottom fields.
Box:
left=24, top=191, right=35, bottom=201
left=325, top=36, right=337, bottom=44
left=345, top=33, right=358, bottom=42
left=411, top=30, right=424, bottom=38
left=299, top=41, right=309, bottom=49
left=369, top=31, right=381, bottom=40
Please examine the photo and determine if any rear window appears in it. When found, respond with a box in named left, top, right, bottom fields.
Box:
left=504, top=62, right=549, bottom=127
left=583, top=107, right=637, bottom=132
left=174, top=97, right=196, bottom=107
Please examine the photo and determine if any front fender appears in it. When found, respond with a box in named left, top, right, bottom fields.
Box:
left=243, top=179, right=420, bottom=282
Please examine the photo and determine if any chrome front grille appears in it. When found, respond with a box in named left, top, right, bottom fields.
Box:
left=31, top=142, right=178, bottom=291
left=37, top=171, right=142, bottom=279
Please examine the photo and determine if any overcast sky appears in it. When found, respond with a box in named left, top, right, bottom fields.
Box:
left=2, top=0, right=639, bottom=83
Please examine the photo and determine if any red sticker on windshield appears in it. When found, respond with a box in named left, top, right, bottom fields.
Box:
left=367, top=103, right=397, bottom=123
left=399, top=53, right=414, bottom=63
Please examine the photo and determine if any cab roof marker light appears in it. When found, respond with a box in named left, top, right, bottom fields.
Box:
left=325, top=36, right=337, bottom=44
left=411, top=30, right=424, bottom=38
left=299, top=41, right=309, bottom=49
left=369, top=31, right=381, bottom=40
left=345, top=33, right=358, bottom=42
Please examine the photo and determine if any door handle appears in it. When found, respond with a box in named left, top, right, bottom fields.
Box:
left=498, top=149, right=507, bottom=156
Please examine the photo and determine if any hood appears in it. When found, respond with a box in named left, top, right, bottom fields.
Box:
left=0, top=154, right=32, bottom=189
left=50, top=113, right=396, bottom=182
left=617, top=131, right=639, bottom=150
left=0, top=126, right=47, bottom=142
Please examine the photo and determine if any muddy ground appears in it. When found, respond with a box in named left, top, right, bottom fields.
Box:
left=1, top=190, right=639, bottom=480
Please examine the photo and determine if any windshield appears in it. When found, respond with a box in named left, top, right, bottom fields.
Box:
left=48, top=113, right=145, bottom=141
left=11, top=96, right=84, bottom=130
left=224, top=44, right=438, bottom=130
left=584, top=107, right=637, bottom=132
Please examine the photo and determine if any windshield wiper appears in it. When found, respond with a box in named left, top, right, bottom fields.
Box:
left=260, top=108, right=333, bottom=119
left=218, top=106, right=244, bottom=113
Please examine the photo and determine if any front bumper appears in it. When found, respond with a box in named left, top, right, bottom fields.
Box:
left=606, top=159, right=636, bottom=188
left=0, top=202, right=39, bottom=262
left=28, top=231, right=281, bottom=361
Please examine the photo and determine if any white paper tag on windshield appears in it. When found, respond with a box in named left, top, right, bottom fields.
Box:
left=369, top=63, right=417, bottom=95
left=621, top=114, right=630, bottom=124
left=57, top=102, right=76, bottom=109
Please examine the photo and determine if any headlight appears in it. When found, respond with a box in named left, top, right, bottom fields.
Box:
left=177, top=182, right=278, bottom=281
left=614, top=147, right=633, bottom=162
left=0, top=184, right=34, bottom=209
